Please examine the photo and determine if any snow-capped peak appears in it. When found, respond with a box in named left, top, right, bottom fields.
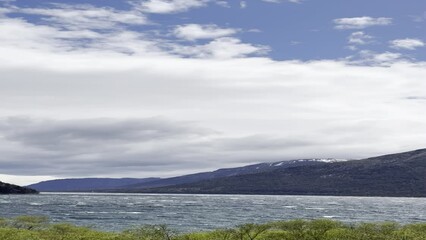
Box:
left=268, top=158, right=347, bottom=167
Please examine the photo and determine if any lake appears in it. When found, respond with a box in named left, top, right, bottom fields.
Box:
left=0, top=193, right=425, bottom=232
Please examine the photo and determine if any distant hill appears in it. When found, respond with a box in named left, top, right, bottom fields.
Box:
left=27, top=159, right=343, bottom=192
left=27, top=178, right=160, bottom=192
left=0, top=181, right=38, bottom=194
left=26, top=148, right=426, bottom=197
left=112, top=159, right=344, bottom=192
left=137, top=149, right=426, bottom=197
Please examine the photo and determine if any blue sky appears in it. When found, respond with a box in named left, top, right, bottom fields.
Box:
left=0, top=0, right=425, bottom=185
left=4, top=0, right=425, bottom=61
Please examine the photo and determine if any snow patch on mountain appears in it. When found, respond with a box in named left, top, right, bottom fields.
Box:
left=269, top=158, right=347, bottom=167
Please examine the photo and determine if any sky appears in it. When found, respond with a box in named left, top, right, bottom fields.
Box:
left=0, top=0, right=425, bottom=185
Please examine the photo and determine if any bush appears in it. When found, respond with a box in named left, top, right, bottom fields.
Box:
left=10, top=216, right=49, bottom=230
left=0, top=216, right=424, bottom=240
left=123, top=225, right=176, bottom=240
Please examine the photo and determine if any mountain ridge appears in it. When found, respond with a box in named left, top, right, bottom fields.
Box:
left=28, top=177, right=160, bottom=192
left=115, top=158, right=345, bottom=191
left=29, top=158, right=344, bottom=192
left=0, top=181, right=38, bottom=194
left=136, top=148, right=426, bottom=197
left=26, top=148, right=426, bottom=197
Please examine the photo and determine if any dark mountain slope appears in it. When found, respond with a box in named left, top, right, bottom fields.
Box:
left=28, top=178, right=160, bottom=192
left=139, top=149, right=426, bottom=197
left=114, top=159, right=343, bottom=191
left=0, top=181, right=38, bottom=194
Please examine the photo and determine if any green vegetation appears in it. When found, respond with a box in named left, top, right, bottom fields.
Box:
left=0, top=216, right=425, bottom=240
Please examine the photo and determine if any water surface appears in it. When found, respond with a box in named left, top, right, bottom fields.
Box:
left=0, top=193, right=424, bottom=232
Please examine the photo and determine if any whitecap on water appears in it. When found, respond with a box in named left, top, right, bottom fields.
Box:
left=28, top=202, right=43, bottom=206
left=305, top=207, right=326, bottom=210
left=283, top=205, right=296, bottom=208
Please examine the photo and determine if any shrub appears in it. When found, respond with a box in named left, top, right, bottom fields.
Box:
left=10, top=216, right=49, bottom=230
left=0, top=216, right=424, bottom=240
left=123, top=225, right=176, bottom=240
left=234, top=223, right=270, bottom=240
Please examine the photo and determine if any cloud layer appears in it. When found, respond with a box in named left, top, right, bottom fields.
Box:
left=0, top=1, right=425, bottom=185
left=1, top=46, right=426, bottom=181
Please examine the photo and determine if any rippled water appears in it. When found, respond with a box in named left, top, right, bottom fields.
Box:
left=0, top=193, right=425, bottom=232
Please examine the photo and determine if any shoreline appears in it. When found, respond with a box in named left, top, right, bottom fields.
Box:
left=35, top=191, right=426, bottom=199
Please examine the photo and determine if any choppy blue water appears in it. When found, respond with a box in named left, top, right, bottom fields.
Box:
left=0, top=193, right=425, bottom=232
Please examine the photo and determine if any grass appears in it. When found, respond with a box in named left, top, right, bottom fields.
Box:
left=0, top=216, right=425, bottom=240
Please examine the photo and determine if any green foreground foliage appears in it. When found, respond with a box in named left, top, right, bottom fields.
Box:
left=0, top=216, right=425, bottom=240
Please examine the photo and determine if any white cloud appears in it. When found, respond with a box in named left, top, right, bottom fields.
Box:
left=0, top=17, right=164, bottom=56
left=0, top=18, right=98, bottom=51
left=240, top=1, right=247, bottom=8
left=174, top=24, right=238, bottom=41
left=248, top=28, right=262, bottom=33
left=171, top=37, right=269, bottom=58
left=0, top=6, right=264, bottom=59
left=262, top=0, right=302, bottom=3
left=215, top=1, right=230, bottom=8
left=134, top=0, right=208, bottom=14
left=0, top=3, right=155, bottom=55
left=348, top=31, right=373, bottom=45
left=7, top=4, right=148, bottom=30
left=0, top=7, right=11, bottom=16
left=347, top=45, right=358, bottom=51
left=334, top=16, right=392, bottom=29
left=390, top=38, right=425, bottom=50
left=1, top=40, right=426, bottom=182
left=355, top=50, right=404, bottom=66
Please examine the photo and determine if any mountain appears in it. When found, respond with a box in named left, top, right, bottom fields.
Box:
left=136, top=149, right=426, bottom=197
left=112, top=159, right=344, bottom=192
left=27, top=159, right=343, bottom=192
left=27, top=178, right=160, bottom=192
left=0, top=181, right=38, bottom=194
